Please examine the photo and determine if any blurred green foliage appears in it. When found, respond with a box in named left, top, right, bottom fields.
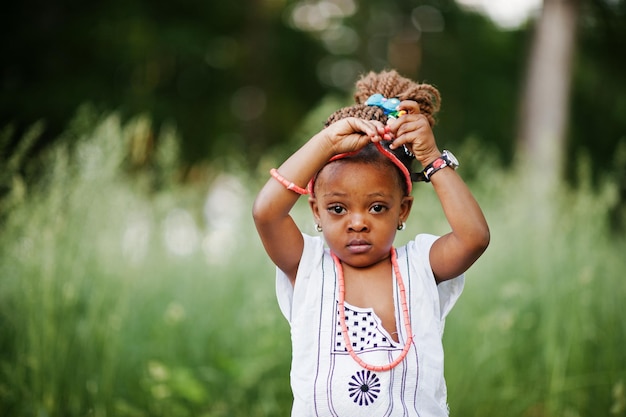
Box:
left=1, top=0, right=326, bottom=164
left=2, top=0, right=625, bottom=190
left=0, top=98, right=625, bottom=416
left=2, top=1, right=626, bottom=410
left=2, top=2, right=625, bottom=415
left=0, top=111, right=293, bottom=416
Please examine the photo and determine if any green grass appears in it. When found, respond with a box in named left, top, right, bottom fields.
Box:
left=442, top=169, right=626, bottom=417
left=1, top=113, right=624, bottom=416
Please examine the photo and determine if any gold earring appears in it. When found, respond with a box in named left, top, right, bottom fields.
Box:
left=397, top=222, right=406, bottom=231
left=316, top=224, right=323, bottom=232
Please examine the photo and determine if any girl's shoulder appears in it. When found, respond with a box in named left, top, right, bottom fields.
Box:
left=300, top=232, right=326, bottom=264
left=399, top=233, right=439, bottom=258
left=404, top=233, right=465, bottom=320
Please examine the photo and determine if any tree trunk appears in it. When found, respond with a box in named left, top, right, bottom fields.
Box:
left=516, top=0, right=581, bottom=191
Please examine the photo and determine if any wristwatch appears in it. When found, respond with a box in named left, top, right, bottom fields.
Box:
left=413, top=150, right=459, bottom=182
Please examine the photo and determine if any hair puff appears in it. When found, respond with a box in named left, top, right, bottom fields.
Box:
left=353, top=70, right=441, bottom=127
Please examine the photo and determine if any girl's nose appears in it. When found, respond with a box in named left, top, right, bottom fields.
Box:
left=348, top=214, right=368, bottom=232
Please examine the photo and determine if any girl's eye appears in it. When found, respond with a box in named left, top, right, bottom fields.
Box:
left=328, top=205, right=346, bottom=214
left=371, top=204, right=386, bottom=213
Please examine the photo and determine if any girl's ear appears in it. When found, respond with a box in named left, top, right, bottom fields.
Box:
left=309, top=196, right=322, bottom=225
left=399, top=195, right=414, bottom=223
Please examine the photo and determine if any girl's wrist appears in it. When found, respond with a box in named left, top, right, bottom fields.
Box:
left=292, top=133, right=338, bottom=179
left=416, top=149, right=442, bottom=168
left=311, top=130, right=341, bottom=159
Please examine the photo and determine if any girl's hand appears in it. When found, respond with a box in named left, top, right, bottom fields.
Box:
left=322, top=117, right=384, bottom=155
left=382, top=101, right=441, bottom=168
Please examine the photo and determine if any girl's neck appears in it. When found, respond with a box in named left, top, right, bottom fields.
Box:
left=340, top=254, right=391, bottom=275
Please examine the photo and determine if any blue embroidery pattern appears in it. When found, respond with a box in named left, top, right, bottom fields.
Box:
left=348, top=370, right=381, bottom=406
left=335, top=304, right=395, bottom=353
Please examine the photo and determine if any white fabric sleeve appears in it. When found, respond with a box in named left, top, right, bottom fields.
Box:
left=411, top=234, right=465, bottom=320
left=275, top=233, right=323, bottom=323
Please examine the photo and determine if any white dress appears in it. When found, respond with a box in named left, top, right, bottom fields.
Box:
left=276, top=233, right=464, bottom=417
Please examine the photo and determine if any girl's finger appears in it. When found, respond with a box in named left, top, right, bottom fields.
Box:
left=391, top=119, right=420, bottom=143
left=398, top=100, right=420, bottom=114
left=347, top=118, right=376, bottom=137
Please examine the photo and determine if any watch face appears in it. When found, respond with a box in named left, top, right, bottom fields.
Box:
left=443, top=150, right=459, bottom=168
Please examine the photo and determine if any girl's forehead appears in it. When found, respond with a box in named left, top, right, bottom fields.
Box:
left=316, top=160, right=403, bottom=195
left=319, top=159, right=383, bottom=177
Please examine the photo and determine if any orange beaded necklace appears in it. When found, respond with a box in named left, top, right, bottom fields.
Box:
left=332, top=248, right=414, bottom=372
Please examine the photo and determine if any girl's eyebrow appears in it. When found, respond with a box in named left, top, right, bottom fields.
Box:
left=322, top=191, right=391, bottom=198
left=322, top=191, right=348, bottom=197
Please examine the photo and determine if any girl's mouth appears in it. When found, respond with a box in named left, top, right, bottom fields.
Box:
left=346, top=240, right=372, bottom=254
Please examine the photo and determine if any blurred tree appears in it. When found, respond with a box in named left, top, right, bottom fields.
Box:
left=512, top=0, right=626, bottom=223
left=516, top=0, right=581, bottom=192
left=0, top=0, right=327, bottom=167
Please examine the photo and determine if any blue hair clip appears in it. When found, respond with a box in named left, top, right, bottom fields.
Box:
left=365, top=93, right=405, bottom=118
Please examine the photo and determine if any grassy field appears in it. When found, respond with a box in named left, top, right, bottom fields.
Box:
left=1, top=114, right=624, bottom=416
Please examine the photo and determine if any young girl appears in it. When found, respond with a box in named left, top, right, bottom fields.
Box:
left=252, top=70, right=489, bottom=416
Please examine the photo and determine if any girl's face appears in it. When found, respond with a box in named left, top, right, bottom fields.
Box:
left=309, top=160, right=413, bottom=268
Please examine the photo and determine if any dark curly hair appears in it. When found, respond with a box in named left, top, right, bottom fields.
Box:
left=324, top=70, right=441, bottom=128
left=319, top=70, right=441, bottom=196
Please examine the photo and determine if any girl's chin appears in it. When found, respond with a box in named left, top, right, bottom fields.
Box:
left=333, top=251, right=391, bottom=269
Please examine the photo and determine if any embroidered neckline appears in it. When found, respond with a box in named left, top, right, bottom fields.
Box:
left=332, top=248, right=413, bottom=372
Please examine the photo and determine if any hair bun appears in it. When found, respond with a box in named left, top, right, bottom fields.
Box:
left=353, top=70, right=441, bottom=127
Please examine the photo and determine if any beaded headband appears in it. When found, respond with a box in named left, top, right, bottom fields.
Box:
left=307, top=140, right=413, bottom=196
left=307, top=93, right=415, bottom=195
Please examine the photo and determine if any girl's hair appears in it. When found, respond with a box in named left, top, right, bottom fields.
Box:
left=325, top=70, right=441, bottom=128
left=320, top=70, right=441, bottom=196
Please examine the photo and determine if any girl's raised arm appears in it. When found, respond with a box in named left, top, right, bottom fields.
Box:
left=427, top=167, right=490, bottom=282
left=252, top=118, right=381, bottom=284
left=385, top=101, right=490, bottom=282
